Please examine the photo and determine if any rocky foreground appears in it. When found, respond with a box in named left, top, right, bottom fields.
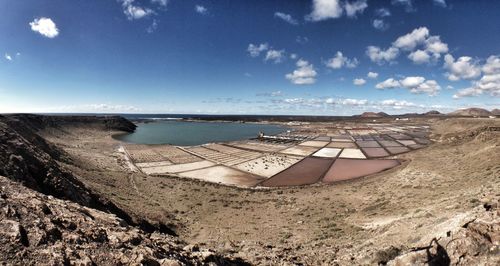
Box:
left=0, top=175, right=248, bottom=265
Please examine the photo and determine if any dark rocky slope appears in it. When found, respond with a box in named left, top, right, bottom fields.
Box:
left=0, top=175, right=247, bottom=265
left=0, top=114, right=171, bottom=234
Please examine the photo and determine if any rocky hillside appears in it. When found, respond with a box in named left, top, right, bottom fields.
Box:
left=0, top=114, right=171, bottom=233
left=388, top=200, right=499, bottom=265
left=0, top=175, right=246, bottom=265
left=448, top=108, right=492, bottom=117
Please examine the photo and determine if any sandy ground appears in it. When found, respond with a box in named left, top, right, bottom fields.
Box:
left=42, top=118, right=500, bottom=265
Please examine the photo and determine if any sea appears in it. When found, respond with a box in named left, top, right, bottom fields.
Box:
left=39, top=113, right=290, bottom=146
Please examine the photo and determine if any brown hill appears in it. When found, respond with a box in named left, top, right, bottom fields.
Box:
left=491, top=109, right=500, bottom=115
left=358, top=112, right=388, bottom=118
left=424, top=110, right=442, bottom=116
left=448, top=108, right=492, bottom=117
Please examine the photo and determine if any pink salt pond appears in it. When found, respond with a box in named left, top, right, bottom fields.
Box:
left=322, top=159, right=400, bottom=183
left=259, top=157, right=334, bottom=187
left=362, top=147, right=390, bottom=158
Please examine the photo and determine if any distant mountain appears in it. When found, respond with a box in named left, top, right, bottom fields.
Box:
left=424, top=110, right=442, bottom=116
left=358, top=112, right=384, bottom=118
left=448, top=108, right=492, bottom=117
left=491, top=109, right=500, bottom=115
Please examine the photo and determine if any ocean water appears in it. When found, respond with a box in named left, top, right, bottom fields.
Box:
left=113, top=120, right=289, bottom=146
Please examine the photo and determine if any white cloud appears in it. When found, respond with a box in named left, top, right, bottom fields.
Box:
left=344, top=0, right=368, bottom=17
left=340, top=98, right=368, bottom=105
left=373, top=19, right=389, bottom=31
left=433, top=0, right=447, bottom=8
left=247, top=43, right=269, bottom=57
left=122, top=0, right=153, bottom=20
left=380, top=99, right=416, bottom=108
left=4, top=54, right=12, bottom=61
left=376, top=78, right=401, bottom=89
left=366, top=46, right=399, bottom=64
left=444, top=54, right=481, bottom=81
left=393, top=27, right=429, bottom=51
left=367, top=27, right=448, bottom=65
left=307, top=0, right=368, bottom=21
left=265, top=49, right=285, bottom=63
left=290, top=53, right=298, bottom=60
left=424, top=36, right=448, bottom=58
left=119, top=0, right=153, bottom=20
left=29, top=17, right=59, bottom=38
left=353, top=78, right=366, bottom=86
left=377, top=76, right=441, bottom=96
left=452, top=87, right=482, bottom=99
left=375, top=8, right=391, bottom=17
left=408, top=50, right=431, bottom=64
left=285, top=59, right=317, bottom=85
left=195, top=5, right=208, bottom=15
left=453, top=55, right=500, bottom=98
left=274, top=12, right=298, bottom=25
left=307, top=0, right=343, bottom=21
left=326, top=51, right=359, bottom=69
left=367, top=72, right=379, bottom=79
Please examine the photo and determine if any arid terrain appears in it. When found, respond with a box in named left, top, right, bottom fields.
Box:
left=1, top=114, right=499, bottom=265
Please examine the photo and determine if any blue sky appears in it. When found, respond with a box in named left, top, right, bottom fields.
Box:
left=0, top=0, right=499, bottom=115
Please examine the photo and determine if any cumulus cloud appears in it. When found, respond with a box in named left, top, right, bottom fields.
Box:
left=195, top=5, right=208, bottom=15
left=247, top=43, right=269, bottom=57
left=376, top=76, right=441, bottom=96
left=367, top=27, right=448, bottom=65
left=274, top=12, right=298, bottom=25
left=393, top=27, right=429, bottom=51
left=353, top=78, right=366, bottom=86
left=119, top=0, right=153, bottom=20
left=290, top=53, right=298, bottom=60
left=367, top=72, right=379, bottom=79
left=307, top=0, right=343, bottom=21
left=408, top=50, right=431, bottom=64
left=307, top=0, right=367, bottom=21
left=373, top=19, right=389, bottom=31
left=29, top=17, right=59, bottom=38
left=444, top=54, right=482, bottom=81
left=326, top=51, right=359, bottom=69
left=344, top=0, right=368, bottom=18
left=366, top=46, right=399, bottom=64
left=375, top=78, right=401, bottom=89
left=285, top=59, right=317, bottom=85
left=424, top=36, right=448, bottom=57
left=4, top=54, right=12, bottom=61
left=265, top=49, right=285, bottom=63
left=453, top=55, right=500, bottom=98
